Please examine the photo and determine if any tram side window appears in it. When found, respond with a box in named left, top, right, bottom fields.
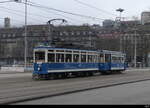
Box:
left=105, top=54, right=111, bottom=63
left=122, top=57, right=125, bottom=63
left=94, top=55, right=97, bottom=63
left=116, top=57, right=120, bottom=63
left=73, top=54, right=79, bottom=62
left=99, top=54, right=104, bottom=63
left=35, top=52, right=45, bottom=62
left=112, top=57, right=117, bottom=63
left=48, top=53, right=55, bottom=63
left=118, top=57, right=120, bottom=63
left=56, top=54, right=64, bottom=63
left=65, top=54, right=72, bottom=63
left=81, top=55, right=86, bottom=63
left=88, top=55, right=92, bottom=63
left=120, top=57, right=124, bottom=63
left=112, top=57, right=122, bottom=63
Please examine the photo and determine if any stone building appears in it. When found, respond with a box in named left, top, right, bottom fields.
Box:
left=96, top=21, right=150, bottom=67
left=1, top=22, right=150, bottom=67
left=96, top=27, right=120, bottom=51
left=141, top=12, right=150, bottom=25
left=0, top=24, right=98, bottom=65
left=121, top=24, right=150, bottom=67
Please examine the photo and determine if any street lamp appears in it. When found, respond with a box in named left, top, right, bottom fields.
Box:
left=134, top=28, right=137, bottom=68
left=116, top=8, right=124, bottom=52
left=116, top=8, right=124, bottom=21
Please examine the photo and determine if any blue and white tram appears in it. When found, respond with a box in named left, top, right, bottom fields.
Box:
left=32, top=46, right=127, bottom=80
left=99, top=50, right=126, bottom=74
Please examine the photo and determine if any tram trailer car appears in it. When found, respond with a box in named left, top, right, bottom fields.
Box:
left=32, top=46, right=127, bottom=80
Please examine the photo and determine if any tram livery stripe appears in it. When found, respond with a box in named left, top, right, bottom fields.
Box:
left=48, top=68, right=98, bottom=73
left=111, top=67, right=125, bottom=70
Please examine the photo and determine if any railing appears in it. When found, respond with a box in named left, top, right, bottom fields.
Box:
left=0, top=64, right=33, bottom=72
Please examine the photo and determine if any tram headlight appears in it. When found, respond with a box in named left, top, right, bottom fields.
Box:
left=38, top=64, right=42, bottom=71
left=38, top=67, right=41, bottom=71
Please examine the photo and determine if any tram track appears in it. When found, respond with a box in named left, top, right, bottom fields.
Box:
left=12, top=78, right=150, bottom=105
left=0, top=70, right=150, bottom=104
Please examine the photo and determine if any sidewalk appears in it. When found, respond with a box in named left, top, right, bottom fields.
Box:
left=0, top=71, right=32, bottom=74
left=127, top=67, right=150, bottom=71
left=0, top=66, right=33, bottom=74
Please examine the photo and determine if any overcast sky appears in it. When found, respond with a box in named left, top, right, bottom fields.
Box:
left=0, top=0, right=150, bottom=27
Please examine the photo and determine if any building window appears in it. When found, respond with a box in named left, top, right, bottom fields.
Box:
left=33, top=33, right=39, bottom=37
left=41, top=31, right=46, bottom=36
left=63, top=31, right=69, bottom=36
left=88, top=31, right=92, bottom=35
left=77, top=31, right=80, bottom=35
left=60, top=32, right=63, bottom=36
left=3, top=34, right=6, bottom=38
left=8, top=34, right=11, bottom=38
left=83, top=31, right=86, bottom=35
left=12, top=33, right=16, bottom=38
left=71, top=32, right=74, bottom=35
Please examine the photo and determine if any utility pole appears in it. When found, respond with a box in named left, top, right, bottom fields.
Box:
left=1, top=0, right=27, bottom=70
left=47, top=20, right=52, bottom=46
left=133, top=17, right=138, bottom=68
left=134, top=27, right=137, bottom=68
left=116, top=8, right=124, bottom=52
left=24, top=0, right=27, bottom=71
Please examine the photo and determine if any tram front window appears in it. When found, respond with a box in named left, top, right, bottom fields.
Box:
left=35, top=51, right=45, bottom=63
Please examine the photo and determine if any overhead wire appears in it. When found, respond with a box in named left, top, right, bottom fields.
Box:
left=0, top=6, right=46, bottom=24
left=18, top=1, right=106, bottom=21
left=0, top=6, right=52, bottom=19
left=0, top=0, right=12, bottom=3
left=74, top=0, right=117, bottom=17
left=0, top=2, right=77, bottom=25
left=25, top=1, right=93, bottom=25
left=5, top=0, right=82, bottom=25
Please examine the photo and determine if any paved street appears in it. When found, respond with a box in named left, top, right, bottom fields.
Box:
left=16, top=80, right=150, bottom=105
left=0, top=68, right=150, bottom=104
left=0, top=73, right=31, bottom=79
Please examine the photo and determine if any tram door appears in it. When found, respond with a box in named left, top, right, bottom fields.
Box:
left=105, top=54, right=111, bottom=70
left=98, top=53, right=104, bottom=70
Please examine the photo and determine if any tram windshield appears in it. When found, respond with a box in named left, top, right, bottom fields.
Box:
left=35, top=51, right=45, bottom=62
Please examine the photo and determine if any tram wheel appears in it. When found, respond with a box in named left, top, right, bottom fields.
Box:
left=32, top=74, right=41, bottom=80
left=88, top=72, right=94, bottom=76
left=61, top=73, right=68, bottom=79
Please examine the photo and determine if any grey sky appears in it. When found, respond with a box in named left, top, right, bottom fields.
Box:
left=0, top=0, right=150, bottom=27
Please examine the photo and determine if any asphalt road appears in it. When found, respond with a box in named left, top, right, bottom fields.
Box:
left=15, top=80, right=150, bottom=105
left=1, top=68, right=150, bottom=104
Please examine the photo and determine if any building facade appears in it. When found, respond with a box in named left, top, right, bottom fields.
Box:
left=0, top=24, right=97, bottom=65
left=0, top=23, right=150, bottom=67
left=141, top=12, right=150, bottom=25
left=121, top=24, right=150, bottom=67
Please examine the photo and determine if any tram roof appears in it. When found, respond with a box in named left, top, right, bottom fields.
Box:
left=101, top=50, right=125, bottom=55
left=34, top=46, right=98, bottom=52
left=34, top=46, right=125, bottom=55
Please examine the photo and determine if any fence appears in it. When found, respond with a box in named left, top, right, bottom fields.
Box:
left=0, top=65, right=33, bottom=73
